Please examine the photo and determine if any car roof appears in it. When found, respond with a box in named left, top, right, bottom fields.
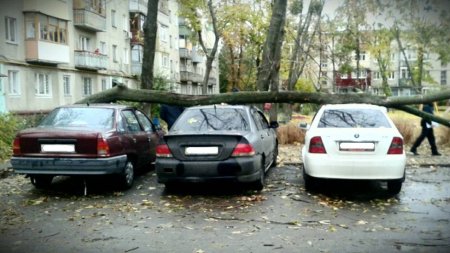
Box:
left=56, top=103, right=133, bottom=110
left=321, top=103, right=387, bottom=111
left=186, top=104, right=254, bottom=110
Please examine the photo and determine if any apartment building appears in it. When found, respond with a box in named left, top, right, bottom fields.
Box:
left=318, top=42, right=450, bottom=96
left=0, top=0, right=219, bottom=114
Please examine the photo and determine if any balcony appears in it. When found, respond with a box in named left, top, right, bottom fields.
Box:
left=73, top=9, right=106, bottom=32
left=129, top=0, right=147, bottom=14
left=131, top=62, right=142, bottom=75
left=179, top=48, right=192, bottom=59
left=74, top=50, right=108, bottom=70
left=25, top=40, right=70, bottom=65
left=131, top=30, right=144, bottom=45
left=192, top=49, right=203, bottom=63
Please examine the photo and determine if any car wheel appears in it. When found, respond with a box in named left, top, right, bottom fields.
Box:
left=387, top=180, right=402, bottom=195
left=303, top=167, right=316, bottom=191
left=119, top=160, right=135, bottom=190
left=30, top=175, right=53, bottom=189
left=271, top=143, right=278, bottom=168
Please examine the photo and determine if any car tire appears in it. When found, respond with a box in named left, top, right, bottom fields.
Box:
left=387, top=180, right=402, bottom=195
left=30, top=175, right=53, bottom=189
left=303, top=167, right=316, bottom=191
left=119, top=160, right=134, bottom=190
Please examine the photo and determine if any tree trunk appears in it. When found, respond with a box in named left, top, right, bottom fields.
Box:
left=256, top=0, right=287, bottom=92
left=141, top=0, right=159, bottom=114
left=75, top=85, right=450, bottom=127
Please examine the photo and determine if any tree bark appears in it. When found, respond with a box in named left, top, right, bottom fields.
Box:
left=141, top=0, right=159, bottom=90
left=75, top=85, right=450, bottom=127
left=256, top=0, right=287, bottom=91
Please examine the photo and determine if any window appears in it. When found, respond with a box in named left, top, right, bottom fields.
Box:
left=36, top=73, right=51, bottom=96
left=160, top=25, right=168, bottom=42
left=123, top=48, right=129, bottom=64
left=121, top=110, right=142, bottom=132
left=79, top=36, right=90, bottom=51
left=112, top=45, right=118, bottom=62
left=100, top=41, right=106, bottom=54
left=101, top=78, right=111, bottom=90
left=111, top=10, right=116, bottom=27
left=5, top=17, right=17, bottom=42
left=135, top=110, right=153, bottom=132
left=318, top=109, right=391, bottom=128
left=25, top=13, right=67, bottom=44
left=388, top=71, right=395, bottom=80
left=400, top=67, right=410, bottom=79
left=373, top=71, right=380, bottom=80
left=356, top=51, right=366, bottom=61
left=83, top=77, right=92, bottom=96
left=162, top=54, right=169, bottom=68
left=8, top=70, right=20, bottom=95
left=63, top=75, right=71, bottom=96
left=123, top=14, right=128, bottom=31
left=441, top=71, right=447, bottom=85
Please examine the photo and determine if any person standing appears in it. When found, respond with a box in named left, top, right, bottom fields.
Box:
left=410, top=103, right=441, bottom=156
left=159, top=104, right=185, bottom=130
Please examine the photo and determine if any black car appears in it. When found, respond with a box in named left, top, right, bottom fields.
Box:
left=155, top=104, right=278, bottom=190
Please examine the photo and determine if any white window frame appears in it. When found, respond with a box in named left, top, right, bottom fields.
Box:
left=100, top=41, right=107, bottom=54
left=123, top=48, right=129, bottom=64
left=388, top=71, right=395, bottom=80
left=111, top=10, right=116, bottom=28
left=35, top=73, right=52, bottom=97
left=83, top=77, right=93, bottom=96
left=5, top=17, right=17, bottom=43
left=79, top=36, right=90, bottom=51
left=160, top=24, right=168, bottom=42
left=63, top=75, right=71, bottom=96
left=162, top=54, right=169, bottom=68
left=441, top=70, right=447, bottom=85
left=112, top=45, right=118, bottom=62
left=8, top=70, right=20, bottom=95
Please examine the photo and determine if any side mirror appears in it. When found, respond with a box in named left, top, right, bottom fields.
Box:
left=270, top=121, right=279, bottom=128
left=299, top=122, right=310, bottom=130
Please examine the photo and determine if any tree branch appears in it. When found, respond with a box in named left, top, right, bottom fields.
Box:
left=75, top=85, right=450, bottom=127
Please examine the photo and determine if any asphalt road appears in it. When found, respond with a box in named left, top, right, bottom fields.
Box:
left=0, top=162, right=449, bottom=253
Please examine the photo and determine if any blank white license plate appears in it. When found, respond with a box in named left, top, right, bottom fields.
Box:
left=339, top=142, right=375, bottom=151
left=41, top=144, right=75, bottom=153
left=185, top=146, right=218, bottom=155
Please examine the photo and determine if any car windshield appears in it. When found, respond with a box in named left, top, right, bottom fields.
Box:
left=39, top=107, right=115, bottom=130
left=318, top=108, right=391, bottom=128
left=172, top=108, right=250, bottom=132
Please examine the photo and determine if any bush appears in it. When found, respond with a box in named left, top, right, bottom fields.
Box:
left=277, top=123, right=305, bottom=145
left=0, top=114, right=20, bottom=161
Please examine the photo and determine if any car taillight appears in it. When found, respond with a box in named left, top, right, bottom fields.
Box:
left=156, top=144, right=173, bottom=158
left=97, top=135, right=110, bottom=157
left=387, top=137, right=403, bottom=155
left=12, top=137, right=21, bottom=155
left=309, top=136, right=327, bottom=154
left=231, top=143, right=255, bottom=157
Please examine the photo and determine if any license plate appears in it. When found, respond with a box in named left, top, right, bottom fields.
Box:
left=185, top=146, right=218, bottom=155
left=339, top=142, right=375, bottom=151
left=41, top=144, right=75, bottom=153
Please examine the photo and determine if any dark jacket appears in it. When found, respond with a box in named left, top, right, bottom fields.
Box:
left=160, top=104, right=185, bottom=129
left=420, top=104, right=433, bottom=128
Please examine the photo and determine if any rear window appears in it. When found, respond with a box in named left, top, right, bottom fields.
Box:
left=318, top=108, right=391, bottom=128
left=172, top=108, right=250, bottom=132
left=39, top=107, right=115, bottom=130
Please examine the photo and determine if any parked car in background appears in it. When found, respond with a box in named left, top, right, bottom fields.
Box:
left=11, top=104, right=162, bottom=190
left=156, top=104, right=278, bottom=190
left=301, top=104, right=406, bottom=194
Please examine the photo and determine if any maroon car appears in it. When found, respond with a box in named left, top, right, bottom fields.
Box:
left=11, top=104, right=162, bottom=190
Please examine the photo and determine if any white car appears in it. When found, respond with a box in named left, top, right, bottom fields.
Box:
left=301, top=104, right=406, bottom=194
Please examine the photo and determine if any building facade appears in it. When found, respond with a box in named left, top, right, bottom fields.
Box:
left=0, top=0, right=219, bottom=114
left=318, top=41, right=450, bottom=96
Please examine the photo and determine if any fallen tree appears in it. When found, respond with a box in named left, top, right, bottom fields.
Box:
left=76, top=85, right=450, bottom=127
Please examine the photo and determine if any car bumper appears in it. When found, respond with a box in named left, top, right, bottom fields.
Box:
left=11, top=155, right=127, bottom=175
left=155, top=156, right=261, bottom=183
left=303, top=154, right=406, bottom=180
